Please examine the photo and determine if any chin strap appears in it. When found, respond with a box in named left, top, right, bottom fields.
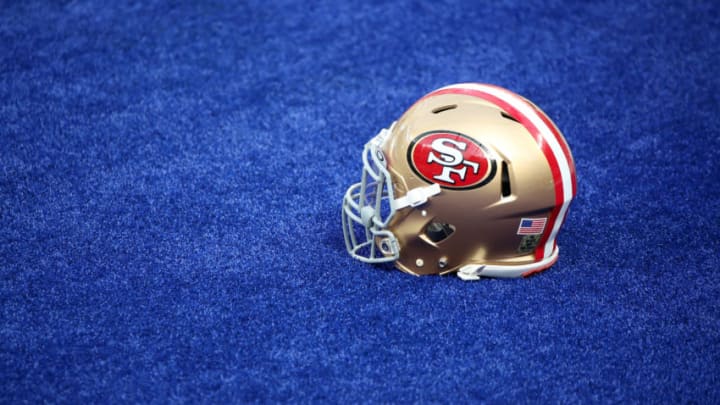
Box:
left=456, top=265, right=486, bottom=281
left=391, top=183, right=441, bottom=210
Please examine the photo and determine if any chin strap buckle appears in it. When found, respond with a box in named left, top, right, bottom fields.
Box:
left=457, top=265, right=486, bottom=281
left=391, top=183, right=441, bottom=210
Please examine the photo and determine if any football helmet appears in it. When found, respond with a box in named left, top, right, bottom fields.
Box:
left=341, top=83, right=577, bottom=280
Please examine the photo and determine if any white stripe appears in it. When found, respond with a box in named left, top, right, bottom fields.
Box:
left=437, top=83, right=573, bottom=259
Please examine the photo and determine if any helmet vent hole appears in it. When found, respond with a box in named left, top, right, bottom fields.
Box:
left=432, top=104, right=457, bottom=114
left=501, top=111, right=520, bottom=123
left=424, top=221, right=455, bottom=243
left=501, top=161, right=512, bottom=197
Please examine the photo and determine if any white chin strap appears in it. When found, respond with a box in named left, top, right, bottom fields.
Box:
left=391, top=183, right=441, bottom=210
left=456, top=247, right=560, bottom=280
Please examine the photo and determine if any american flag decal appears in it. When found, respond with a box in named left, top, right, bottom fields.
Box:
left=517, top=218, right=547, bottom=235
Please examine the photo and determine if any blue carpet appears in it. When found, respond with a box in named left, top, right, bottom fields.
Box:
left=2, top=0, right=719, bottom=402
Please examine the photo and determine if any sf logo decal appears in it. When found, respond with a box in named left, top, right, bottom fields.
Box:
left=408, top=131, right=497, bottom=189
left=425, top=137, right=481, bottom=183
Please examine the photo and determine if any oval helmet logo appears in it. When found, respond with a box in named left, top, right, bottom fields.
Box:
left=407, top=131, right=497, bottom=189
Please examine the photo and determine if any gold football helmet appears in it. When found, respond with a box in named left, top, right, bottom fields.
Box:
left=342, top=83, right=577, bottom=280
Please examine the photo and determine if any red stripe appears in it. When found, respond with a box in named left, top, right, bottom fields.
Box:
left=532, top=105, right=577, bottom=196
left=535, top=205, right=562, bottom=259
left=420, top=86, right=566, bottom=261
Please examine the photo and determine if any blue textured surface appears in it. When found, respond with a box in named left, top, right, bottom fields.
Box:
left=2, top=1, right=719, bottom=402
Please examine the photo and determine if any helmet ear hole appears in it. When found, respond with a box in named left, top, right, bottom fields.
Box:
left=424, top=221, right=455, bottom=243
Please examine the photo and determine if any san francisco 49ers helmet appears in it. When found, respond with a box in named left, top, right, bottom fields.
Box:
left=341, top=83, right=577, bottom=280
